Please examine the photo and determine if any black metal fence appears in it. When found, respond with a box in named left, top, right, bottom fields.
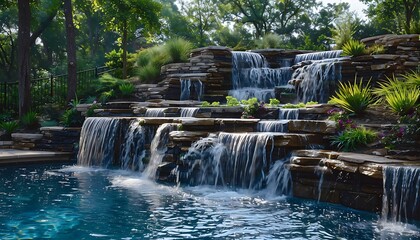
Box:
left=0, top=66, right=114, bottom=114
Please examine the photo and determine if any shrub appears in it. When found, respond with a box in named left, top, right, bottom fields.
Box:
left=137, top=64, right=161, bottom=83
left=268, top=98, right=280, bottom=106
left=163, top=38, right=193, bottom=63
left=105, top=49, right=136, bottom=78
left=402, top=71, right=420, bottom=88
left=118, top=83, right=135, bottom=97
left=226, top=96, right=240, bottom=106
left=99, top=90, right=114, bottom=103
left=282, top=103, right=306, bottom=109
left=201, top=101, right=211, bottom=107
left=20, top=111, right=39, bottom=129
left=331, top=14, right=357, bottom=49
left=0, top=121, right=19, bottom=134
left=342, top=39, right=366, bottom=57
left=211, top=101, right=220, bottom=107
left=332, top=127, right=377, bottom=151
left=372, top=76, right=404, bottom=98
left=241, top=98, right=267, bottom=119
left=306, top=101, right=318, bottom=106
left=329, top=79, right=375, bottom=115
left=61, top=109, right=83, bottom=127
left=96, top=73, right=124, bottom=93
left=367, top=44, right=385, bottom=55
left=384, top=83, right=420, bottom=115
left=256, top=33, right=283, bottom=49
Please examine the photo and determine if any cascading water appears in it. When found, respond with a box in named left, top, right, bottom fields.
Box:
left=230, top=51, right=293, bottom=101
left=294, top=50, right=343, bottom=64
left=180, top=79, right=203, bottom=101
left=180, top=107, right=199, bottom=117
left=257, top=120, right=289, bottom=132
left=279, top=108, right=299, bottom=120
left=381, top=166, right=420, bottom=222
left=181, top=132, right=275, bottom=190
left=119, top=120, right=150, bottom=171
left=264, top=158, right=292, bottom=197
left=77, top=117, right=120, bottom=167
left=145, top=108, right=166, bottom=117
left=292, top=58, right=342, bottom=103
left=143, top=123, right=179, bottom=179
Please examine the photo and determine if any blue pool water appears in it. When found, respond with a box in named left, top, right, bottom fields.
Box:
left=0, top=164, right=419, bottom=239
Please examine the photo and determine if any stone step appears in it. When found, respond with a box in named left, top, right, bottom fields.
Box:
left=288, top=120, right=336, bottom=134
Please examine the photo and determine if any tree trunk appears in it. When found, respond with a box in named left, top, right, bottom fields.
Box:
left=122, top=21, right=128, bottom=79
left=64, top=0, right=77, bottom=102
left=17, top=0, right=31, bottom=117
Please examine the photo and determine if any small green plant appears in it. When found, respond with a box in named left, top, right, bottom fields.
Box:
left=61, top=109, right=83, bottom=127
left=306, top=101, right=318, bottom=106
left=367, top=44, right=385, bottom=55
left=241, top=98, right=266, bottom=119
left=0, top=121, right=19, bottom=134
left=372, top=76, right=404, bottom=98
left=201, top=101, right=211, bottom=107
left=329, top=79, right=375, bottom=115
left=99, top=90, right=114, bottom=103
left=282, top=102, right=306, bottom=109
left=332, top=127, right=377, bottom=151
left=384, top=84, right=420, bottom=115
left=256, top=33, right=283, bottom=49
left=268, top=98, right=280, bottom=106
left=211, top=101, right=220, bottom=107
left=226, top=96, right=240, bottom=106
left=20, top=111, right=39, bottom=129
left=86, top=102, right=101, bottom=118
left=342, top=39, right=367, bottom=57
left=118, top=83, right=135, bottom=97
left=137, top=64, right=162, bottom=83
left=402, top=71, right=420, bottom=88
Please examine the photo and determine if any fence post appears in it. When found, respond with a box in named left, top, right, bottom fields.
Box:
left=50, top=73, right=54, bottom=97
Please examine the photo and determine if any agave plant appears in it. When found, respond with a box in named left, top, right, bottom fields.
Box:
left=384, top=83, right=420, bottom=115
left=372, top=76, right=404, bottom=98
left=342, top=39, right=366, bottom=57
left=20, top=111, right=39, bottom=129
left=0, top=121, right=19, bottom=134
left=330, top=79, right=376, bottom=115
left=118, top=83, right=135, bottom=97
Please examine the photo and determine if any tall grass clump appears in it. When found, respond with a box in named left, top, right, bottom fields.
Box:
left=163, top=38, right=193, bottom=63
left=342, top=39, right=366, bottom=57
left=331, top=13, right=357, bottom=49
left=329, top=79, right=376, bottom=115
left=20, top=111, right=39, bottom=129
left=256, top=33, right=284, bottom=49
left=118, top=83, right=135, bottom=97
left=332, top=127, right=377, bottom=151
left=402, top=71, right=420, bottom=88
left=384, top=84, right=420, bottom=115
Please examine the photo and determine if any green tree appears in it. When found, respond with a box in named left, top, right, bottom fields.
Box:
left=63, top=0, right=77, bottom=102
left=361, top=0, right=420, bottom=33
left=93, top=0, right=162, bottom=79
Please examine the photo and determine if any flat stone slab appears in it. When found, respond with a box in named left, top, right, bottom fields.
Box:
left=288, top=120, right=336, bottom=134
left=0, top=149, right=73, bottom=165
left=140, top=118, right=180, bottom=125
left=338, top=152, right=408, bottom=164
left=12, top=133, right=43, bottom=141
left=181, top=118, right=215, bottom=126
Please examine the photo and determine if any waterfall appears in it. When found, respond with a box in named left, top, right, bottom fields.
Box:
left=264, top=158, right=292, bottom=196
left=77, top=117, right=120, bottom=167
left=180, top=107, right=199, bottom=117
left=292, top=59, right=342, bottom=103
left=279, top=109, right=299, bottom=120
left=180, top=79, right=204, bottom=101
left=182, top=132, right=275, bottom=190
left=143, top=123, right=179, bottom=179
left=145, top=108, right=166, bottom=117
left=119, top=120, right=150, bottom=171
left=231, top=51, right=292, bottom=102
left=294, top=50, right=343, bottom=64
left=381, top=166, right=420, bottom=222
left=257, top=120, right=289, bottom=132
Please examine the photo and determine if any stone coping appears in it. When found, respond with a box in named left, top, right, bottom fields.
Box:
left=0, top=149, right=73, bottom=165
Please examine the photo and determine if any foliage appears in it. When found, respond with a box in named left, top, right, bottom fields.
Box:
left=61, top=99, right=84, bottom=127
left=372, top=76, right=404, bottom=98
left=268, top=98, right=280, bottom=107
left=211, top=101, right=220, bottom=107
left=241, top=98, right=267, bottom=119
left=367, top=44, right=385, bottom=55
left=379, top=107, right=420, bottom=149
left=329, top=79, right=375, bottom=115
left=20, top=111, right=39, bottom=129
left=306, top=101, right=319, bottom=105
left=341, top=39, right=367, bottom=57
left=403, top=71, right=420, bottom=88
left=118, top=83, right=135, bottom=97
left=384, top=83, right=420, bottom=115
left=0, top=121, right=19, bottom=134
left=105, top=49, right=136, bottom=78
left=256, top=33, right=283, bottom=49
left=331, top=13, right=358, bottom=49
left=201, top=101, right=211, bottom=107
left=226, top=96, right=240, bottom=106
left=332, top=126, right=377, bottom=151
left=86, top=102, right=101, bottom=117
left=137, top=63, right=162, bottom=83
left=163, top=38, right=193, bottom=63
left=282, top=103, right=306, bottom=109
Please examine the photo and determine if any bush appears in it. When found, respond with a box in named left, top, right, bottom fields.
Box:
left=329, top=79, right=375, bottom=115
left=61, top=109, right=83, bottom=127
left=0, top=121, right=19, bottom=134
left=105, top=49, right=136, bottom=78
left=118, top=83, right=135, bottom=97
left=256, top=33, right=283, bottom=49
left=211, top=101, right=220, bottom=106
left=402, top=71, right=420, bottom=88
left=20, top=111, right=39, bottom=130
left=282, top=103, right=306, bottom=109
left=137, top=64, right=161, bottom=83
left=384, top=83, right=420, bottom=115
left=332, top=127, right=377, bottom=151
left=342, top=39, right=366, bottom=57
left=268, top=98, right=280, bottom=106
left=163, top=38, right=193, bottom=63
left=372, top=76, right=404, bottom=98
left=367, top=44, right=385, bottom=55
left=201, top=101, right=210, bottom=107
left=226, top=96, right=240, bottom=106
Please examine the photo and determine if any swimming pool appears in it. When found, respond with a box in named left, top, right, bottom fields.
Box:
left=0, top=164, right=419, bottom=239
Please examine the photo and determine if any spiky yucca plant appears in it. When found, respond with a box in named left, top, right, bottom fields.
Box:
left=402, top=71, right=420, bottom=88
left=385, top=83, right=420, bottom=115
left=330, top=79, right=376, bottom=115
left=342, top=39, right=366, bottom=57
